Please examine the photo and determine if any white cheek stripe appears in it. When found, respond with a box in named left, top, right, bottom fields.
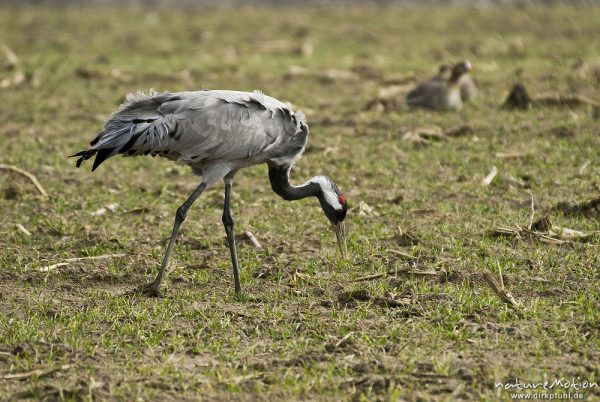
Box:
left=307, top=176, right=343, bottom=210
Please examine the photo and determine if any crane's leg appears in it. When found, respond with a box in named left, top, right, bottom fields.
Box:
left=222, top=179, right=242, bottom=296
left=142, top=181, right=208, bottom=297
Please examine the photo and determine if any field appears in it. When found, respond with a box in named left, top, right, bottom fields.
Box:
left=1, top=5, right=599, bottom=401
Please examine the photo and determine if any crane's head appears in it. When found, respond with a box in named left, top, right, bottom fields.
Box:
left=312, top=176, right=348, bottom=259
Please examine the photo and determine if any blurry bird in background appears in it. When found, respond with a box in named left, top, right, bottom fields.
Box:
left=433, top=63, right=478, bottom=102
left=406, top=61, right=476, bottom=111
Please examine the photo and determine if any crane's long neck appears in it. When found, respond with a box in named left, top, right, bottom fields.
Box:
left=268, top=164, right=321, bottom=201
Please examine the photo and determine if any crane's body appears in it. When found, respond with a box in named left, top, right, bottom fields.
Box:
left=77, top=90, right=308, bottom=180
left=72, top=89, right=347, bottom=297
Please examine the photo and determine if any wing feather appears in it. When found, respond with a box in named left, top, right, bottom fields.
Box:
left=72, top=90, right=307, bottom=171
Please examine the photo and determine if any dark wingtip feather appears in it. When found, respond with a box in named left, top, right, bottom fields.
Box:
left=90, top=131, right=104, bottom=146
left=69, top=150, right=88, bottom=158
left=118, top=132, right=141, bottom=154
left=69, top=149, right=96, bottom=168
left=91, top=148, right=114, bottom=172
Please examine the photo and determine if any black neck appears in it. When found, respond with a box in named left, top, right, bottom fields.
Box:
left=268, top=164, right=321, bottom=201
left=450, top=71, right=464, bottom=84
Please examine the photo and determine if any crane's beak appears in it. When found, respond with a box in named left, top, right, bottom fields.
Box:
left=333, top=221, right=347, bottom=260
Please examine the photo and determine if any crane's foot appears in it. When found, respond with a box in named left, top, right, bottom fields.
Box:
left=137, top=282, right=164, bottom=298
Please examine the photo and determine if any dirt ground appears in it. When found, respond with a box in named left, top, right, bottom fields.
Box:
left=0, top=5, right=599, bottom=401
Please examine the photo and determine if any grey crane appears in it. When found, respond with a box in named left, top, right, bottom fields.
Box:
left=72, top=89, right=348, bottom=297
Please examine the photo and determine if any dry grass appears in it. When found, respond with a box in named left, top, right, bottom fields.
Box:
left=0, top=5, right=599, bottom=401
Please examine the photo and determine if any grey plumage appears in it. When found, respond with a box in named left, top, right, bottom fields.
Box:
left=75, top=90, right=308, bottom=183
left=72, top=89, right=347, bottom=297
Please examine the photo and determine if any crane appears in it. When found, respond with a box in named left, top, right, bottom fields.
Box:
left=72, top=89, right=348, bottom=297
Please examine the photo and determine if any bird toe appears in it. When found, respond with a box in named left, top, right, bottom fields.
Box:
left=138, top=283, right=164, bottom=298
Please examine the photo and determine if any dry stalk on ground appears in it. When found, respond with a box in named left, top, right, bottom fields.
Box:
left=40, top=254, right=128, bottom=272
left=0, top=164, right=48, bottom=197
left=482, top=262, right=520, bottom=309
